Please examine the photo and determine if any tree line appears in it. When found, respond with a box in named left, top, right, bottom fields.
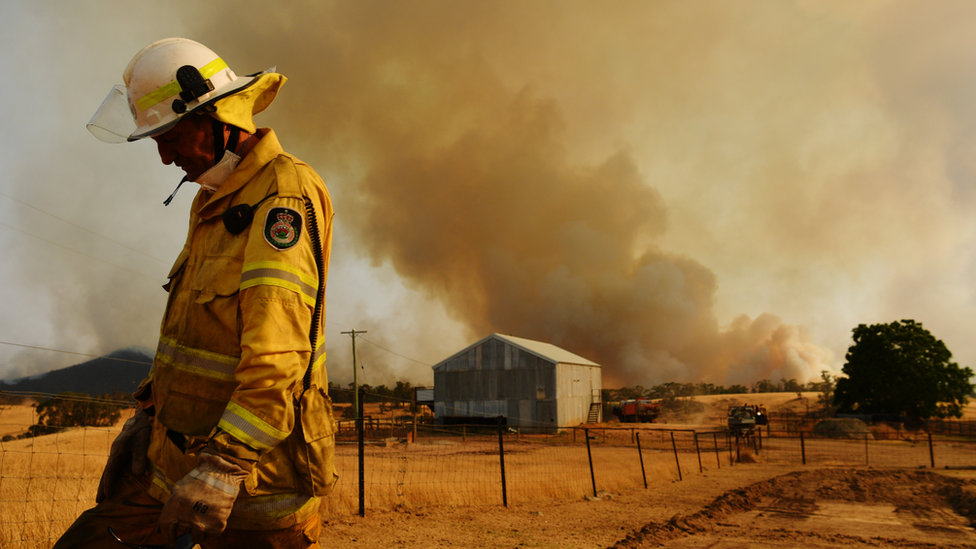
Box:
left=327, top=380, right=417, bottom=405
left=604, top=373, right=836, bottom=402
left=4, top=319, right=972, bottom=434
left=605, top=319, right=975, bottom=421
left=1, top=390, right=125, bottom=441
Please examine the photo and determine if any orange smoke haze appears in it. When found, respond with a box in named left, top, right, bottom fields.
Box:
left=12, top=2, right=976, bottom=389
left=180, top=2, right=838, bottom=386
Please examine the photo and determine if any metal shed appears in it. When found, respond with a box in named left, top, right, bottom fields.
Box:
left=432, top=333, right=602, bottom=431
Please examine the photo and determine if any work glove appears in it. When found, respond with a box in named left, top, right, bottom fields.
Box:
left=158, top=453, right=249, bottom=544
left=96, top=406, right=152, bottom=503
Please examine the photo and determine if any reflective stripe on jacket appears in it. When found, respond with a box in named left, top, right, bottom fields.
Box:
left=138, top=128, right=335, bottom=529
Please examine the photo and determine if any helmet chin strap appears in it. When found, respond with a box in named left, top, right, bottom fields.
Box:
left=163, top=117, right=241, bottom=206
left=212, top=117, right=240, bottom=165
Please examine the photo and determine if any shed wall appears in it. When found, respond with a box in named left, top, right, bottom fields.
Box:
left=554, top=362, right=603, bottom=425
left=434, top=338, right=558, bottom=429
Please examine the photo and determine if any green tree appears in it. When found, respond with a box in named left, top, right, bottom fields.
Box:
left=393, top=381, right=414, bottom=401
left=782, top=378, right=802, bottom=394
left=834, top=320, right=974, bottom=419
left=31, top=392, right=123, bottom=436
left=752, top=379, right=779, bottom=393
left=814, top=371, right=836, bottom=410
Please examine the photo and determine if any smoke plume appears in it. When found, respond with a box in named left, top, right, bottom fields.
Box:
left=180, top=1, right=838, bottom=386
left=13, top=2, right=976, bottom=389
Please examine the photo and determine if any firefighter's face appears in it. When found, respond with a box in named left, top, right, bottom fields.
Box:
left=151, top=114, right=217, bottom=182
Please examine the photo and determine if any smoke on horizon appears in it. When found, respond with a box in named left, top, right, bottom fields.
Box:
left=8, top=1, right=976, bottom=389
left=183, top=1, right=839, bottom=386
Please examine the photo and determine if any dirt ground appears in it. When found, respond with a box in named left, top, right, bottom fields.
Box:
left=4, top=395, right=976, bottom=547
left=322, top=464, right=976, bottom=548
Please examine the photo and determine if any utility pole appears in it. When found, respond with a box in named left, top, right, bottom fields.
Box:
left=341, top=329, right=367, bottom=418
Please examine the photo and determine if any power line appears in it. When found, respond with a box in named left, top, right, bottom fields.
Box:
left=0, top=190, right=168, bottom=265
left=357, top=336, right=431, bottom=367
left=0, top=221, right=163, bottom=283
left=325, top=318, right=354, bottom=330
left=0, top=194, right=436, bottom=372
left=0, top=340, right=152, bottom=366
left=0, top=390, right=134, bottom=405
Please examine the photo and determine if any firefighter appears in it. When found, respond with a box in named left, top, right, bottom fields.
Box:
left=56, top=38, right=337, bottom=548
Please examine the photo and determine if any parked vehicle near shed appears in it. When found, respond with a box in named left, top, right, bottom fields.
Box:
left=611, top=399, right=660, bottom=423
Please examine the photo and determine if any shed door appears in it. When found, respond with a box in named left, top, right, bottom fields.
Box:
left=536, top=401, right=555, bottom=425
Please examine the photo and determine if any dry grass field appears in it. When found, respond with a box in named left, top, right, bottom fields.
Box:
left=3, top=394, right=976, bottom=547
left=0, top=426, right=113, bottom=548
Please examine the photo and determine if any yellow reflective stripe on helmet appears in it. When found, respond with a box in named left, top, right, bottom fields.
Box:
left=156, top=336, right=238, bottom=382
left=219, top=401, right=289, bottom=451
left=136, top=57, right=229, bottom=112
left=240, top=261, right=318, bottom=306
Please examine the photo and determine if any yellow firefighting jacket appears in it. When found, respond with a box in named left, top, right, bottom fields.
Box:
left=134, top=129, right=337, bottom=530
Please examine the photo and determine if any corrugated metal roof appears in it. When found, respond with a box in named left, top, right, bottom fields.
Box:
left=433, top=333, right=600, bottom=370
left=493, top=334, right=600, bottom=367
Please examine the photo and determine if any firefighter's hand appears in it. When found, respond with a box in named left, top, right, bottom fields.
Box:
left=96, top=407, right=152, bottom=503
left=157, top=453, right=249, bottom=544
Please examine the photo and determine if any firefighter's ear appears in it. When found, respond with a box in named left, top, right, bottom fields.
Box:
left=222, top=204, right=254, bottom=235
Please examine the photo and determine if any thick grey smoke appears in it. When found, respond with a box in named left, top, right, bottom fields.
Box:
left=5, top=1, right=976, bottom=389
left=181, top=1, right=838, bottom=386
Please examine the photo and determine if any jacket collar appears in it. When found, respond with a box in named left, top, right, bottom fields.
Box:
left=193, top=128, right=284, bottom=219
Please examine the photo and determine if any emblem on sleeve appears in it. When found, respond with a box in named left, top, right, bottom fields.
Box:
left=264, top=207, right=303, bottom=250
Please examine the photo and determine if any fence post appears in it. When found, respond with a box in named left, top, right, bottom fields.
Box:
left=928, top=432, right=935, bottom=468
left=864, top=432, right=869, bottom=466
left=713, top=432, right=721, bottom=469
left=800, top=431, right=806, bottom=465
left=694, top=432, right=703, bottom=473
left=727, top=431, right=733, bottom=466
left=637, top=432, right=647, bottom=489
left=497, top=415, right=508, bottom=507
left=358, top=387, right=366, bottom=517
left=671, top=432, right=683, bottom=481
left=585, top=428, right=597, bottom=497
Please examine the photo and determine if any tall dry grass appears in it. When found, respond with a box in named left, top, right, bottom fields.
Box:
left=1, top=426, right=114, bottom=549
left=1, top=411, right=699, bottom=548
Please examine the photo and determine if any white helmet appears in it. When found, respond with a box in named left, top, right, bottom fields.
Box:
left=88, top=38, right=269, bottom=143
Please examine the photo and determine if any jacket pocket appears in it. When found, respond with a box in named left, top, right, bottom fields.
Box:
left=186, top=256, right=244, bottom=352
left=287, top=384, right=339, bottom=496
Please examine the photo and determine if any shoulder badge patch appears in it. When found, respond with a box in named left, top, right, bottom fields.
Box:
left=263, top=207, right=303, bottom=250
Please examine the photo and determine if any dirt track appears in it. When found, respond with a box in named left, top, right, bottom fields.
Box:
left=323, top=464, right=976, bottom=548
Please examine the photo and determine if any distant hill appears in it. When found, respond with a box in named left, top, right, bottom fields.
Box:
left=1, top=348, right=152, bottom=397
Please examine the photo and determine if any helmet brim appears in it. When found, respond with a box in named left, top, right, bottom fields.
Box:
left=127, top=68, right=272, bottom=141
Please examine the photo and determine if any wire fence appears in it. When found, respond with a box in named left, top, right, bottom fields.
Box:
left=3, top=391, right=976, bottom=548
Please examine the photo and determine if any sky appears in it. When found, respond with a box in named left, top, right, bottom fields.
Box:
left=1, top=1, right=975, bottom=390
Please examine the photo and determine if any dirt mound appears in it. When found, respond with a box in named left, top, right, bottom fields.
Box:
left=611, top=469, right=976, bottom=548
left=814, top=417, right=872, bottom=439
